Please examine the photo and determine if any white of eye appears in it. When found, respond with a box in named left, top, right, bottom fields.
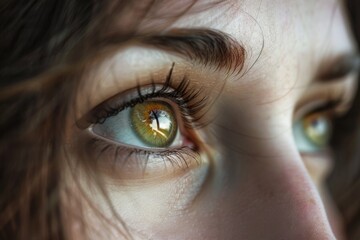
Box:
left=91, top=107, right=183, bottom=150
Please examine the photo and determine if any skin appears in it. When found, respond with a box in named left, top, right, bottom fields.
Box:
left=64, top=0, right=359, bottom=239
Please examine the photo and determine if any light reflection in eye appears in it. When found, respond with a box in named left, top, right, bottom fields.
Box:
left=293, top=112, right=332, bottom=153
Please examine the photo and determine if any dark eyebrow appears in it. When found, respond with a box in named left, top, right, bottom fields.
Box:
left=318, top=54, right=360, bottom=81
left=138, top=28, right=246, bottom=74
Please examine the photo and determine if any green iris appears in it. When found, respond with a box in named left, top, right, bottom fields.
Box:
left=130, top=101, right=177, bottom=147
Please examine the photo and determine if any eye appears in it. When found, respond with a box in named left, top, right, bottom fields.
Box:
left=82, top=64, right=209, bottom=179
left=91, top=99, right=184, bottom=149
left=293, top=112, right=332, bottom=153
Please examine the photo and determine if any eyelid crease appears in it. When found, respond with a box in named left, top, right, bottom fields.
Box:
left=76, top=63, right=178, bottom=128
left=294, top=74, right=357, bottom=123
left=294, top=99, right=342, bottom=123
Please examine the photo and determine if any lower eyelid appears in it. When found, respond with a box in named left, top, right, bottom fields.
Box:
left=85, top=135, right=203, bottom=180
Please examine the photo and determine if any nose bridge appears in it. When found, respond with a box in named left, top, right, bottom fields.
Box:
left=260, top=157, right=336, bottom=240
left=214, top=102, right=336, bottom=239
left=217, top=138, right=336, bottom=239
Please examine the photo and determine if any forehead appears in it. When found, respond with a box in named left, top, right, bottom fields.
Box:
left=166, top=0, right=345, bottom=37
left=78, top=0, right=357, bottom=114
left=150, top=0, right=355, bottom=70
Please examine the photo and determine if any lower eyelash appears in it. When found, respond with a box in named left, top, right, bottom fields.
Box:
left=81, top=63, right=207, bottom=176
left=88, top=136, right=202, bottom=175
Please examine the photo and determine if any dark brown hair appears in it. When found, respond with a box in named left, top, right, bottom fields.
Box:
left=328, top=1, right=360, bottom=239
left=0, top=0, right=359, bottom=239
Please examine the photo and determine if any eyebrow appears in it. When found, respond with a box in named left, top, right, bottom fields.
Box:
left=137, top=28, right=246, bottom=74
left=100, top=28, right=359, bottom=83
left=139, top=28, right=359, bottom=81
left=318, top=54, right=360, bottom=81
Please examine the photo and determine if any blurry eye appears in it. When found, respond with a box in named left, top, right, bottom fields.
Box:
left=91, top=99, right=184, bottom=149
left=293, top=112, right=332, bottom=153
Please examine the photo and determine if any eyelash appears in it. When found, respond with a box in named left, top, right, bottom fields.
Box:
left=91, top=63, right=207, bottom=129
left=87, top=63, right=207, bottom=172
left=90, top=137, right=202, bottom=171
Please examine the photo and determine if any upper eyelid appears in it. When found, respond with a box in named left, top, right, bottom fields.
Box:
left=77, top=64, right=209, bottom=130
left=86, top=64, right=177, bottom=122
left=73, top=29, right=243, bottom=123
left=293, top=98, right=346, bottom=123
left=90, top=88, right=178, bottom=124
left=76, top=84, right=174, bottom=128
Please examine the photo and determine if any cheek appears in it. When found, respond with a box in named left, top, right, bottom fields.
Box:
left=111, top=165, right=208, bottom=219
left=127, top=153, right=322, bottom=239
left=69, top=161, right=209, bottom=239
left=302, top=153, right=333, bottom=188
left=63, top=140, right=336, bottom=240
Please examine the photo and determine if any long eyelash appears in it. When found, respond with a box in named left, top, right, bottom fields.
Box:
left=92, top=62, right=208, bottom=128
left=85, top=62, right=207, bottom=172
left=89, top=137, right=201, bottom=173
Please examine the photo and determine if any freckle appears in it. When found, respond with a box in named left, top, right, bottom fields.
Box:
left=309, top=198, right=316, bottom=205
